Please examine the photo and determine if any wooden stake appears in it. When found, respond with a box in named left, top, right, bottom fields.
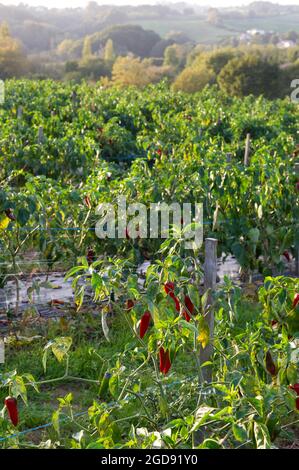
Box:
left=200, top=238, right=218, bottom=383
left=295, top=163, right=299, bottom=275
left=193, top=238, right=218, bottom=447
left=17, top=106, right=23, bottom=120
left=38, top=126, right=44, bottom=144
left=244, top=133, right=251, bottom=167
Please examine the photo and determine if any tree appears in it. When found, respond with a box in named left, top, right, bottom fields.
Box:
left=86, top=1, right=100, bottom=15
left=64, top=57, right=110, bottom=82
left=164, top=45, right=180, bottom=68
left=104, top=39, right=115, bottom=62
left=112, top=56, right=152, bottom=88
left=218, top=53, right=284, bottom=99
left=165, top=31, right=192, bottom=45
left=57, top=39, right=81, bottom=60
left=82, top=37, right=93, bottom=61
left=173, top=64, right=214, bottom=93
left=0, top=22, right=29, bottom=78
left=207, top=8, right=222, bottom=26
left=163, top=44, right=189, bottom=71
left=0, top=22, right=10, bottom=38
left=90, top=25, right=161, bottom=59
left=205, top=49, right=238, bottom=75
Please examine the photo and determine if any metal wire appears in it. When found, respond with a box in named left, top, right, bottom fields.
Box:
left=0, top=375, right=197, bottom=443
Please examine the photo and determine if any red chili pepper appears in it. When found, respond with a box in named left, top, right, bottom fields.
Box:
left=5, top=397, right=18, bottom=426
left=164, top=282, right=175, bottom=295
left=169, top=292, right=180, bottom=312
left=87, top=248, right=95, bottom=265
left=266, top=351, right=277, bottom=376
left=157, top=149, right=162, bottom=157
left=182, top=310, right=191, bottom=322
left=83, top=195, right=92, bottom=209
left=293, top=293, right=299, bottom=309
left=126, top=299, right=135, bottom=311
left=140, top=311, right=151, bottom=339
left=283, top=251, right=291, bottom=262
left=289, top=384, right=299, bottom=395
left=159, top=347, right=171, bottom=375
left=184, top=296, right=194, bottom=314
left=182, top=295, right=194, bottom=322
left=289, top=385, right=299, bottom=410
left=164, top=282, right=180, bottom=312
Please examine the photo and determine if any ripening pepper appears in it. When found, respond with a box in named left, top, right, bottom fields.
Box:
left=126, top=299, right=135, bottom=311
left=293, top=293, right=299, bottom=309
left=283, top=251, right=291, bottom=262
left=266, top=351, right=277, bottom=377
left=164, top=282, right=175, bottom=295
left=140, top=311, right=151, bottom=339
left=182, top=310, right=191, bottom=322
left=159, top=347, right=171, bottom=375
left=5, top=397, right=18, bottom=426
left=83, top=195, right=92, bottom=209
left=169, top=292, right=180, bottom=312
left=164, top=282, right=180, bottom=312
left=87, top=248, right=95, bottom=265
left=289, top=383, right=299, bottom=395
left=182, top=295, right=194, bottom=321
left=184, top=296, right=194, bottom=314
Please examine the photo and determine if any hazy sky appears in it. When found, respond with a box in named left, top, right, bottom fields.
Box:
left=0, top=0, right=299, bottom=8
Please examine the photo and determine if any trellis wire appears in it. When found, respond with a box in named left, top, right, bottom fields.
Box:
left=6, top=218, right=298, bottom=232
left=0, top=375, right=198, bottom=443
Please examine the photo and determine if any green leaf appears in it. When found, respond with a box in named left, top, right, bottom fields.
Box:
left=253, top=422, right=272, bottom=449
left=200, top=439, right=222, bottom=449
left=11, top=375, right=27, bottom=404
left=248, top=228, right=260, bottom=244
left=286, top=363, right=298, bottom=384
left=51, top=337, right=72, bottom=363
left=109, top=375, right=119, bottom=399
left=232, top=423, right=248, bottom=442
left=52, top=409, right=60, bottom=434
left=201, top=290, right=210, bottom=312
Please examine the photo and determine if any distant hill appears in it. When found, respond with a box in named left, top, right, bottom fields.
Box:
left=0, top=1, right=298, bottom=54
